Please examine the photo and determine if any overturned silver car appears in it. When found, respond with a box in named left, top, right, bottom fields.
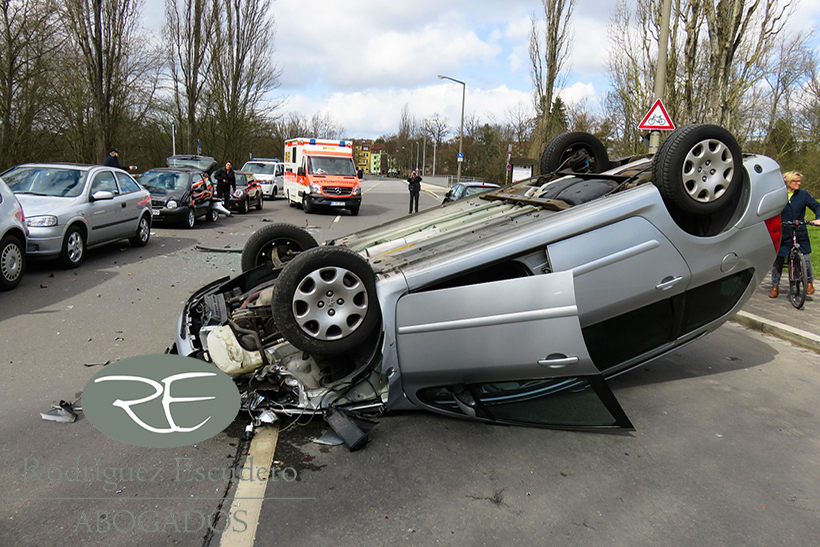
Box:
left=171, top=125, right=788, bottom=448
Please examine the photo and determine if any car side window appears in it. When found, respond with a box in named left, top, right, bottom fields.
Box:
left=91, top=171, right=118, bottom=195
left=115, top=172, right=140, bottom=194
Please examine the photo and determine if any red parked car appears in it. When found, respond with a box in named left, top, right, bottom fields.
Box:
left=225, top=171, right=263, bottom=214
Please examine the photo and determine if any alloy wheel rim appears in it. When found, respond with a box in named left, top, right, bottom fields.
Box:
left=1, top=242, right=22, bottom=281
left=291, top=266, right=368, bottom=340
left=682, top=138, right=734, bottom=203
left=67, top=232, right=83, bottom=263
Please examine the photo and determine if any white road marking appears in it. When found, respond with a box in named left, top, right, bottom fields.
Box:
left=219, top=425, right=279, bottom=547
left=334, top=215, right=341, bottom=223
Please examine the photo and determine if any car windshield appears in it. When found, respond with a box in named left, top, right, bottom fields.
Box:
left=2, top=166, right=86, bottom=197
left=235, top=174, right=249, bottom=187
left=167, top=156, right=216, bottom=172
left=308, top=156, right=356, bottom=176
left=140, top=171, right=189, bottom=191
left=242, top=162, right=277, bottom=175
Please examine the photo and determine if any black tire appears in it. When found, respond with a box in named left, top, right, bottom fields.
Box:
left=349, top=205, right=360, bottom=216
left=59, top=225, right=86, bottom=269
left=0, top=234, right=25, bottom=291
left=540, top=132, right=609, bottom=175
left=239, top=197, right=249, bottom=214
left=271, top=246, right=381, bottom=355
left=303, top=195, right=313, bottom=214
left=652, top=124, right=743, bottom=215
left=788, top=249, right=808, bottom=309
left=129, top=215, right=151, bottom=247
left=256, top=194, right=263, bottom=210
left=271, top=186, right=278, bottom=199
left=241, top=223, right=319, bottom=272
left=287, top=190, right=297, bottom=207
left=183, top=207, right=196, bottom=229
left=206, top=207, right=219, bottom=222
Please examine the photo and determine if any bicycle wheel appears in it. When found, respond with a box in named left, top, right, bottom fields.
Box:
left=788, top=249, right=808, bottom=309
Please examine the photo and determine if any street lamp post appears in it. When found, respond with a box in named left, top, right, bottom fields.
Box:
left=438, top=74, right=465, bottom=185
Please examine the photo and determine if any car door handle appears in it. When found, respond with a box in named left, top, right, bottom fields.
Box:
left=655, top=276, right=683, bottom=291
left=537, top=355, right=579, bottom=368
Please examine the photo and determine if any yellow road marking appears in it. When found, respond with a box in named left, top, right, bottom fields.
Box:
left=219, top=425, right=279, bottom=547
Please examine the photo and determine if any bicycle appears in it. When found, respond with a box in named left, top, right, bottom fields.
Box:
left=781, top=220, right=816, bottom=309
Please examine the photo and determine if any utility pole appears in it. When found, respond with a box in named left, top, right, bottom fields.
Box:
left=648, top=0, right=673, bottom=153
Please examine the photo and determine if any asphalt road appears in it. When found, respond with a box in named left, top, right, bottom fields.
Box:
left=2, top=178, right=819, bottom=546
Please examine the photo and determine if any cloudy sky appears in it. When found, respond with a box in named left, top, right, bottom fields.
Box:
left=143, top=0, right=820, bottom=139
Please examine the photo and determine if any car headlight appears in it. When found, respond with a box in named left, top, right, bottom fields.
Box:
left=309, top=183, right=322, bottom=194
left=353, top=185, right=361, bottom=195
left=167, top=199, right=178, bottom=209
left=26, top=215, right=58, bottom=227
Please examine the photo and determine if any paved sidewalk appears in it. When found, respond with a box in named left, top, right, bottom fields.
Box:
left=733, top=277, right=820, bottom=353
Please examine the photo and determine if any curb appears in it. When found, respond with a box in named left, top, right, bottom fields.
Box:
left=730, top=311, right=820, bottom=353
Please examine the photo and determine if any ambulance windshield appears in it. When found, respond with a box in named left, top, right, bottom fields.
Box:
left=308, top=156, right=356, bottom=177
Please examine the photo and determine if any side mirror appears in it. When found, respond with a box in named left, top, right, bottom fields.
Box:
left=91, top=190, right=114, bottom=201
left=297, top=167, right=305, bottom=177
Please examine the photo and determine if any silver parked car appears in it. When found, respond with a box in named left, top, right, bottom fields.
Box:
left=0, top=177, right=27, bottom=290
left=3, top=164, right=152, bottom=268
left=171, top=125, right=788, bottom=448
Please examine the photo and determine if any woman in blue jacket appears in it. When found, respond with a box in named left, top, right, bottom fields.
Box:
left=769, top=171, right=820, bottom=298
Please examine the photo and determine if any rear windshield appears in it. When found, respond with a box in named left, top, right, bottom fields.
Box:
left=2, top=166, right=87, bottom=197
left=140, top=171, right=190, bottom=191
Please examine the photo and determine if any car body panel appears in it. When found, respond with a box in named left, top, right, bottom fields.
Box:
left=0, top=177, right=28, bottom=289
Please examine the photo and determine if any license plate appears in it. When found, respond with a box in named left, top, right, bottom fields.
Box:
left=329, top=201, right=345, bottom=206
left=152, top=209, right=159, bottom=216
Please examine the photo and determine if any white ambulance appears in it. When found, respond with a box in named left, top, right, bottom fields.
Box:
left=283, top=138, right=361, bottom=215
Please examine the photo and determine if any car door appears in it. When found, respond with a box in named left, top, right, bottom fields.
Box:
left=395, top=271, right=632, bottom=429
left=190, top=173, right=210, bottom=215
left=546, top=216, right=692, bottom=373
left=114, top=172, right=149, bottom=236
left=87, top=169, right=128, bottom=245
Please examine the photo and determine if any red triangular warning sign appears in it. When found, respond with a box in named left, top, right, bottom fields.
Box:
left=638, top=99, right=675, bottom=130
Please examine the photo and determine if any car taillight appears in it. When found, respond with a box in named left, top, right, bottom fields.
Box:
left=765, top=215, right=782, bottom=251
left=14, top=207, right=24, bottom=222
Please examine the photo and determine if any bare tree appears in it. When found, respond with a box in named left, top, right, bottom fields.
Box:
left=421, top=113, right=449, bottom=147
left=0, top=0, right=60, bottom=168
left=529, top=0, right=575, bottom=153
left=164, top=0, right=214, bottom=153
left=208, top=0, right=280, bottom=161
left=504, top=102, right=534, bottom=146
left=59, top=0, right=145, bottom=162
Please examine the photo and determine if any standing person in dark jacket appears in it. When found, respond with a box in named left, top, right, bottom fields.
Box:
left=103, top=148, right=135, bottom=170
left=769, top=171, right=820, bottom=298
left=213, top=161, right=236, bottom=201
left=407, top=169, right=422, bottom=213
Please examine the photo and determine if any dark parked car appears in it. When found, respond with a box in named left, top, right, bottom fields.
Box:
left=5, top=164, right=151, bottom=268
left=171, top=125, right=788, bottom=448
left=140, top=168, right=218, bottom=228
left=224, top=171, right=263, bottom=214
left=442, top=181, right=501, bottom=203
left=166, top=154, right=218, bottom=174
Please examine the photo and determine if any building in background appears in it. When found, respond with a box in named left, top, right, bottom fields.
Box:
left=353, top=140, right=372, bottom=175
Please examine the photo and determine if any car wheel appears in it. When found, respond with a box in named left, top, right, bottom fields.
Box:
left=271, top=186, right=278, bottom=199
left=0, top=234, right=25, bottom=291
left=240, top=223, right=319, bottom=272
left=349, top=205, right=360, bottom=216
left=256, top=194, right=263, bottom=210
left=271, top=246, right=381, bottom=355
left=287, top=190, right=297, bottom=207
left=59, top=225, right=86, bottom=269
left=129, top=215, right=151, bottom=247
left=183, top=207, right=196, bottom=229
left=652, top=124, right=743, bottom=215
left=302, top=195, right=313, bottom=214
left=540, top=132, right=609, bottom=175
left=206, top=207, right=219, bottom=222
